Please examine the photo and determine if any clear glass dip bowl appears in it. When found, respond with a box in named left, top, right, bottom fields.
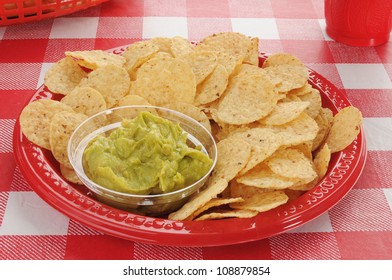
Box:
left=68, top=106, right=217, bottom=217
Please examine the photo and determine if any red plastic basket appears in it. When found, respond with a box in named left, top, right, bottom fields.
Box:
left=0, top=0, right=109, bottom=26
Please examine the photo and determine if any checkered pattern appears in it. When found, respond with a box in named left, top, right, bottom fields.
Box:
left=1, top=0, right=391, bottom=260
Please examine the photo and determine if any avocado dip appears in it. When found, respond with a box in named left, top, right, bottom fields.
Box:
left=82, top=111, right=213, bottom=195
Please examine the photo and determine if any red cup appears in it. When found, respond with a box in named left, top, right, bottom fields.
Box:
left=325, top=0, right=392, bottom=46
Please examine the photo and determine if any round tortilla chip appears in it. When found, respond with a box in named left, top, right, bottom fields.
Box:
left=313, top=143, right=331, bottom=179
left=229, top=181, right=274, bottom=199
left=266, top=148, right=318, bottom=183
left=233, top=63, right=263, bottom=79
left=208, top=136, right=251, bottom=183
left=65, top=50, right=126, bottom=70
left=60, top=86, right=107, bottom=117
left=243, top=37, right=259, bottom=66
left=288, top=83, right=313, bottom=96
left=122, top=40, right=159, bottom=77
left=186, top=197, right=244, bottom=221
left=298, top=88, right=322, bottom=119
left=197, top=44, right=245, bottom=76
left=199, top=32, right=251, bottom=62
left=259, top=101, right=310, bottom=126
left=44, top=57, right=87, bottom=95
left=149, top=37, right=173, bottom=54
left=326, top=106, right=363, bottom=153
left=237, top=163, right=296, bottom=189
left=134, top=56, right=196, bottom=106
left=19, top=99, right=74, bottom=150
left=262, top=53, right=304, bottom=68
left=217, top=70, right=277, bottom=125
left=78, top=64, right=131, bottom=108
left=269, top=112, right=319, bottom=147
left=230, top=190, right=289, bottom=213
left=171, top=36, right=194, bottom=58
left=49, top=111, right=88, bottom=168
left=264, top=64, right=309, bottom=93
left=180, top=50, right=218, bottom=85
left=231, top=127, right=283, bottom=175
left=195, top=64, right=229, bottom=105
left=312, top=107, right=333, bottom=151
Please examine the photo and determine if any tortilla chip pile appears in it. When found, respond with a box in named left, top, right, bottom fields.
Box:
left=19, top=32, right=363, bottom=221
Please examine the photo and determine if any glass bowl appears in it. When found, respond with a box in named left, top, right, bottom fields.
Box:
left=68, top=105, right=217, bottom=217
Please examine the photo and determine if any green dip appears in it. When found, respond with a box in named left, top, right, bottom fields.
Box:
left=82, top=111, right=213, bottom=195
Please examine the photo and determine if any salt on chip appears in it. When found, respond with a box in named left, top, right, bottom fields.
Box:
left=259, top=101, right=310, bottom=126
left=180, top=50, right=218, bottom=85
left=61, top=86, right=107, bottom=117
left=65, top=50, right=126, bottom=70
left=78, top=64, right=131, bottom=108
left=168, top=179, right=228, bottom=221
left=134, top=56, right=196, bottom=106
left=195, top=209, right=258, bottom=221
left=171, top=36, right=194, bottom=58
left=262, top=53, right=304, bottom=68
left=19, top=100, right=74, bottom=150
left=236, top=163, right=296, bottom=189
left=217, top=70, right=277, bottom=125
left=326, top=106, right=362, bottom=153
left=60, top=164, right=83, bottom=185
left=44, top=57, right=87, bottom=95
left=122, top=40, right=159, bottom=78
left=195, top=64, right=229, bottom=105
left=186, top=197, right=244, bottom=221
left=231, top=127, right=282, bottom=175
left=264, top=64, right=309, bottom=93
left=265, top=148, right=317, bottom=183
left=164, top=101, right=211, bottom=133
left=230, top=190, right=289, bottom=213
left=208, top=136, right=251, bottom=183
left=313, top=143, right=331, bottom=178
left=49, top=111, right=88, bottom=168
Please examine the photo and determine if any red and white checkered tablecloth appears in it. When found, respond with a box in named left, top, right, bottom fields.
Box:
left=1, top=0, right=391, bottom=260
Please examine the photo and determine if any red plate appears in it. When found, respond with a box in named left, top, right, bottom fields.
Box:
left=13, top=49, right=367, bottom=247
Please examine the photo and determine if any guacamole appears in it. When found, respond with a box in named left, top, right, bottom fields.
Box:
left=82, top=111, right=213, bottom=195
